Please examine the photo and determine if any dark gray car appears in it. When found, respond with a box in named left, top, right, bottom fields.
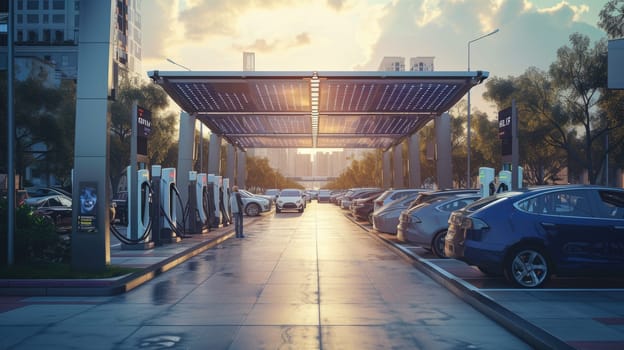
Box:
left=397, top=193, right=480, bottom=257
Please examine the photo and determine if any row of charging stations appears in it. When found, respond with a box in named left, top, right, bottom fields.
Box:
left=114, top=165, right=234, bottom=247
left=478, top=167, right=523, bottom=198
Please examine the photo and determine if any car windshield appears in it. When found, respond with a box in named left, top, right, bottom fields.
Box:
left=280, top=190, right=300, bottom=197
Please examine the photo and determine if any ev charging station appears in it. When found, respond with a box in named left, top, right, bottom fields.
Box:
left=479, top=167, right=495, bottom=198
left=188, top=171, right=210, bottom=234
left=222, top=177, right=231, bottom=225
left=207, top=174, right=222, bottom=228
left=160, top=167, right=181, bottom=243
left=126, top=166, right=152, bottom=244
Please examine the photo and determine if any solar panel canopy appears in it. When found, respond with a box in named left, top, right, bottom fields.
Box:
left=148, top=70, right=488, bottom=150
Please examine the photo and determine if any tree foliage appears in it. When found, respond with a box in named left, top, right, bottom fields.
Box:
left=598, top=0, right=624, bottom=39
left=324, top=150, right=383, bottom=189
left=244, top=156, right=303, bottom=192
left=0, top=72, right=76, bottom=187
left=109, top=75, right=177, bottom=189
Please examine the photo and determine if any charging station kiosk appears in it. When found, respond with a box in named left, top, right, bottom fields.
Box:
left=195, top=173, right=209, bottom=232
left=127, top=166, right=152, bottom=243
left=498, top=170, right=511, bottom=193
left=161, top=167, right=181, bottom=243
left=479, top=167, right=495, bottom=198
left=207, top=174, right=221, bottom=228
left=222, top=178, right=231, bottom=226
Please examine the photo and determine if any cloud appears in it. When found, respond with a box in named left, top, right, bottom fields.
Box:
left=141, top=0, right=182, bottom=61
left=232, top=32, right=311, bottom=53
left=327, top=0, right=347, bottom=11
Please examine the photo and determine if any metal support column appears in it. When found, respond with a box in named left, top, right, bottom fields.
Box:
left=436, top=112, right=453, bottom=189
left=226, top=143, right=236, bottom=182
left=408, top=133, right=421, bottom=188
left=177, top=111, right=196, bottom=221
left=382, top=151, right=392, bottom=189
left=208, top=134, right=222, bottom=175
left=71, top=0, right=115, bottom=272
left=393, top=143, right=404, bottom=188
left=237, top=150, right=247, bottom=188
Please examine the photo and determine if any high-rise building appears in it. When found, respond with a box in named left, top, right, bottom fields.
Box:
left=379, top=56, right=436, bottom=72
left=243, top=52, right=255, bottom=71
left=409, top=56, right=435, bottom=71
left=378, top=56, right=405, bottom=71
left=3, top=0, right=143, bottom=83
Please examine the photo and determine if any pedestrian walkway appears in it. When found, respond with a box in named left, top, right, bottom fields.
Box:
left=2, top=202, right=624, bottom=349
left=0, top=202, right=531, bottom=349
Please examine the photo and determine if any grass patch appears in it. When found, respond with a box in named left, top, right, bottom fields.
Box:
left=0, top=263, right=140, bottom=279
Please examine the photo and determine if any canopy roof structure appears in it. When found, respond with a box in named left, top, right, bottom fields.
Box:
left=148, top=70, right=488, bottom=150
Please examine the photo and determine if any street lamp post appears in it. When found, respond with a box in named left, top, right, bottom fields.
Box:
left=467, top=28, right=499, bottom=188
left=166, top=58, right=192, bottom=71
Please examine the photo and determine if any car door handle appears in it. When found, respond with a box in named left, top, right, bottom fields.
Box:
left=614, top=225, right=624, bottom=230
left=541, top=222, right=555, bottom=227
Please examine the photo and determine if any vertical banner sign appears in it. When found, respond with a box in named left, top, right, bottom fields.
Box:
left=137, top=106, right=152, bottom=156
left=77, top=181, right=98, bottom=232
left=498, top=107, right=513, bottom=156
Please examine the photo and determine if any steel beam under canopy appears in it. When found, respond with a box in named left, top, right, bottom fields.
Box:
left=148, top=70, right=488, bottom=150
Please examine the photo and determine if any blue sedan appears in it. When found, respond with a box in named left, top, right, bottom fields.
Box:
left=444, top=185, right=624, bottom=288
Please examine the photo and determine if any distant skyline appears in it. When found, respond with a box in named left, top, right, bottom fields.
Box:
left=142, top=0, right=607, bottom=115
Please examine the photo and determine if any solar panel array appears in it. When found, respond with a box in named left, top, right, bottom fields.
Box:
left=151, top=71, right=483, bottom=149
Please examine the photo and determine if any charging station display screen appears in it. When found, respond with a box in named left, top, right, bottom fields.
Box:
left=78, top=182, right=98, bottom=232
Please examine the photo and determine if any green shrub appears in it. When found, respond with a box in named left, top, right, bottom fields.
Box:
left=0, top=197, right=70, bottom=266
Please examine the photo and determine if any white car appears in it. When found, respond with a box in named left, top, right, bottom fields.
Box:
left=238, top=189, right=272, bottom=216
left=275, top=189, right=305, bottom=213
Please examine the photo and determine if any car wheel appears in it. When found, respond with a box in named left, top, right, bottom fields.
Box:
left=504, top=246, right=551, bottom=288
left=245, top=203, right=260, bottom=216
left=431, top=230, right=448, bottom=258
left=298, top=208, right=304, bottom=213
left=276, top=208, right=281, bottom=213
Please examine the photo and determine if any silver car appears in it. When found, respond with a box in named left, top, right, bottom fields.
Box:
left=373, top=188, right=425, bottom=212
left=371, top=192, right=422, bottom=234
left=238, top=189, right=272, bottom=216
left=397, top=193, right=480, bottom=257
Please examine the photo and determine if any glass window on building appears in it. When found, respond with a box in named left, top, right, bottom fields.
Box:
left=28, top=30, right=37, bottom=42
left=17, top=0, right=23, bottom=11
left=75, top=1, right=79, bottom=10
left=53, top=0, right=64, bottom=10
left=52, top=14, right=64, bottom=23
left=43, top=0, right=49, bottom=10
left=17, top=31, right=24, bottom=42
left=55, top=30, right=63, bottom=42
left=17, top=14, right=23, bottom=24
left=43, top=29, right=51, bottom=42
left=27, top=0, right=38, bottom=10
left=43, top=14, right=49, bottom=23
left=27, top=14, right=38, bottom=24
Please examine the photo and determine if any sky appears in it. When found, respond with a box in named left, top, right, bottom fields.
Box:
left=140, top=0, right=608, bottom=116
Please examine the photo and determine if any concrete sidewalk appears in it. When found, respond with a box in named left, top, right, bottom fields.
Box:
left=0, top=216, right=265, bottom=296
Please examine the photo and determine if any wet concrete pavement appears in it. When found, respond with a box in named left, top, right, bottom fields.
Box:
left=0, top=202, right=535, bottom=349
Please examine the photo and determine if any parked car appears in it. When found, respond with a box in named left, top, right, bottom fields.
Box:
left=275, top=189, right=305, bottom=213
left=26, top=194, right=73, bottom=233
left=407, top=189, right=479, bottom=210
left=371, top=191, right=423, bottom=234
left=340, top=188, right=381, bottom=210
left=317, top=189, right=332, bottom=203
left=374, top=188, right=425, bottom=213
left=397, top=192, right=480, bottom=257
left=238, top=189, right=272, bottom=216
left=350, top=190, right=385, bottom=222
left=26, top=186, right=71, bottom=199
left=330, top=190, right=346, bottom=204
left=264, top=189, right=280, bottom=202
left=445, top=185, right=624, bottom=288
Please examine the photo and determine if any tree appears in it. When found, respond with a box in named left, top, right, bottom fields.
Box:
left=0, top=73, right=76, bottom=187
left=483, top=68, right=567, bottom=185
left=549, top=33, right=619, bottom=184
left=325, top=150, right=382, bottom=189
left=109, top=75, right=174, bottom=189
left=244, top=156, right=302, bottom=192
left=598, top=0, right=624, bottom=39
